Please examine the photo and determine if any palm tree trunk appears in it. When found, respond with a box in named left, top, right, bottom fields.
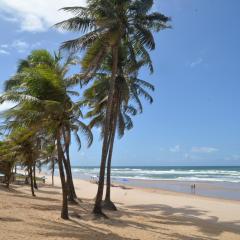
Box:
left=52, top=159, right=55, bottom=186
left=103, top=104, right=118, bottom=210
left=62, top=128, right=78, bottom=202
left=103, top=133, right=117, bottom=210
left=6, top=167, right=11, bottom=189
left=56, top=132, right=69, bottom=220
left=93, top=45, right=119, bottom=216
left=33, top=161, right=38, bottom=189
left=6, top=176, right=10, bottom=189
left=66, top=144, right=78, bottom=201
left=62, top=151, right=77, bottom=204
left=29, top=164, right=35, bottom=197
left=103, top=100, right=120, bottom=211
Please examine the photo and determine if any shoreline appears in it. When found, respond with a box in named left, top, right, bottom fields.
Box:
left=75, top=177, right=240, bottom=206
left=116, top=178, right=240, bottom=201
left=19, top=169, right=240, bottom=201
left=70, top=172, right=240, bottom=201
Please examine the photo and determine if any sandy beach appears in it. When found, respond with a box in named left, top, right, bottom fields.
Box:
left=0, top=0, right=240, bottom=239
left=0, top=175, right=240, bottom=240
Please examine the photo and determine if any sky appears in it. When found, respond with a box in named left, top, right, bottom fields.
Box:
left=0, top=0, right=240, bottom=166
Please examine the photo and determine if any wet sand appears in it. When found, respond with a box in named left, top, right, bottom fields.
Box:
left=116, top=179, right=240, bottom=201
left=72, top=172, right=240, bottom=201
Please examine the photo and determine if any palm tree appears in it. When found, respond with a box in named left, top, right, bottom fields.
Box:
left=83, top=77, right=136, bottom=210
left=0, top=49, right=93, bottom=219
left=56, top=0, right=169, bottom=216
left=0, top=128, right=40, bottom=196
left=0, top=141, right=16, bottom=188
left=4, top=49, right=92, bottom=203
left=40, top=142, right=58, bottom=186
left=82, top=48, right=154, bottom=210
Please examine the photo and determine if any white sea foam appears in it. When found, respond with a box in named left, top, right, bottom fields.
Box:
left=69, top=167, right=240, bottom=183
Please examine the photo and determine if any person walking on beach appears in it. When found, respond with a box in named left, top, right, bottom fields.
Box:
left=191, top=184, right=196, bottom=194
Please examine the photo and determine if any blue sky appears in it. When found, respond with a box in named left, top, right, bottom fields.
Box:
left=0, top=0, right=240, bottom=166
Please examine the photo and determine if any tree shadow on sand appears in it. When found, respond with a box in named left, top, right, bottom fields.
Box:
left=122, top=204, right=240, bottom=238
left=0, top=217, right=23, bottom=222
left=36, top=188, right=61, bottom=195
left=0, top=184, right=22, bottom=194
left=14, top=194, right=240, bottom=239
left=11, top=192, right=59, bottom=203
left=2, top=184, right=240, bottom=240
left=30, top=219, right=139, bottom=240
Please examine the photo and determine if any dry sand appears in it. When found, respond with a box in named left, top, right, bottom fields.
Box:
left=0, top=175, right=240, bottom=240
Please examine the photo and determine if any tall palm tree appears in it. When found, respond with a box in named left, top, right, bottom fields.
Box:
left=83, top=77, right=136, bottom=210
left=56, top=0, right=169, bottom=216
left=4, top=49, right=91, bottom=203
left=0, top=49, right=92, bottom=219
left=82, top=49, right=154, bottom=210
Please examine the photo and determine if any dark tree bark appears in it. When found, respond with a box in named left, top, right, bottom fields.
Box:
left=5, top=167, right=12, bottom=189
left=103, top=97, right=118, bottom=210
left=93, top=45, right=119, bottom=216
left=29, top=164, right=36, bottom=197
left=103, top=121, right=117, bottom=210
left=33, top=161, right=38, bottom=189
left=62, top=128, right=78, bottom=203
left=62, top=151, right=78, bottom=204
left=6, top=177, right=10, bottom=189
left=52, top=159, right=55, bottom=186
left=65, top=141, right=78, bottom=200
left=57, top=132, right=69, bottom=220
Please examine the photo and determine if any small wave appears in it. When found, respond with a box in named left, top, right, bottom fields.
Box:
left=111, top=176, right=240, bottom=183
left=69, top=167, right=240, bottom=183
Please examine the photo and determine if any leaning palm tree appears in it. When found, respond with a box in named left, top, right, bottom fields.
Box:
left=0, top=141, right=16, bottom=188
left=4, top=49, right=89, bottom=203
left=83, top=77, right=136, bottom=210
left=0, top=128, right=40, bottom=196
left=82, top=47, right=154, bottom=210
left=0, top=49, right=93, bottom=219
left=56, top=0, right=170, bottom=216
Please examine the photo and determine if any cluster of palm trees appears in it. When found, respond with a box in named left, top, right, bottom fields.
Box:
left=0, top=0, right=170, bottom=219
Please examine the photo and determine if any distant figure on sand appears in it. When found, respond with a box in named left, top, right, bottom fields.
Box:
left=90, top=176, right=99, bottom=184
left=191, top=184, right=196, bottom=194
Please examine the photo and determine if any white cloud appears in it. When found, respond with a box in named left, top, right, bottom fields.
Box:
left=12, top=40, right=29, bottom=53
left=0, top=0, right=87, bottom=32
left=191, top=147, right=219, bottom=153
left=190, top=58, right=203, bottom=68
left=21, top=14, right=45, bottom=32
left=0, top=49, right=9, bottom=55
left=0, top=40, right=42, bottom=54
left=0, top=44, right=8, bottom=48
left=169, top=145, right=181, bottom=153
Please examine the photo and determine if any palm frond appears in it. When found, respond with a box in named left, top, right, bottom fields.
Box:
left=54, top=17, right=94, bottom=33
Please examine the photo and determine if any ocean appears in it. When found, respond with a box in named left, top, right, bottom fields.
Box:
left=71, top=166, right=240, bottom=183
